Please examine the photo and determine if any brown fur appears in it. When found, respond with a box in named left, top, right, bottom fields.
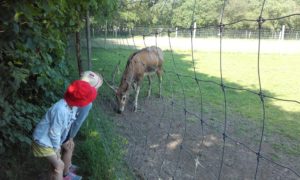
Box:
left=116, top=46, right=164, bottom=113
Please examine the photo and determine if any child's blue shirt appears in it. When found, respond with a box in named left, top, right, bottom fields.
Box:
left=33, top=99, right=78, bottom=150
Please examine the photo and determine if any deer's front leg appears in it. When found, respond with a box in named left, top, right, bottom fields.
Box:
left=156, top=68, right=163, bottom=98
left=133, top=86, right=140, bottom=112
left=158, top=73, right=163, bottom=98
left=147, top=76, right=152, bottom=97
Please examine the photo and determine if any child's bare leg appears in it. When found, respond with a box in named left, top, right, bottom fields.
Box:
left=46, top=154, right=64, bottom=180
left=62, top=139, right=75, bottom=175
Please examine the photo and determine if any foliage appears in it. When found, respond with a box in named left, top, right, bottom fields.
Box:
left=263, top=0, right=299, bottom=30
left=0, top=0, right=71, bottom=156
left=0, top=0, right=299, bottom=178
left=0, top=0, right=118, bottom=178
left=110, top=0, right=300, bottom=30
left=172, top=0, right=222, bottom=28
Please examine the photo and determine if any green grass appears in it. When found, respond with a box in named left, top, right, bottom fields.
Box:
left=92, top=47, right=300, bottom=157
left=75, top=103, right=134, bottom=180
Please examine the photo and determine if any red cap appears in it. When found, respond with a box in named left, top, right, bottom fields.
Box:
left=64, top=80, right=97, bottom=107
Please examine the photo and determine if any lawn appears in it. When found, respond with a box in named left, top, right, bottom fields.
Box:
left=91, top=46, right=300, bottom=157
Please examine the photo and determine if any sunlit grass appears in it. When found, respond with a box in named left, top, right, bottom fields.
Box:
left=164, top=50, right=300, bottom=139
left=93, top=47, right=300, bottom=156
left=89, top=130, right=99, bottom=137
left=181, top=51, right=300, bottom=112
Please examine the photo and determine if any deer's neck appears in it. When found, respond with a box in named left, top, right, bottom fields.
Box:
left=119, top=62, right=135, bottom=92
left=125, top=62, right=135, bottom=84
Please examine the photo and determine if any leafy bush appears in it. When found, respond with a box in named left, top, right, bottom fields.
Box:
left=0, top=0, right=121, bottom=178
left=0, top=1, right=74, bottom=155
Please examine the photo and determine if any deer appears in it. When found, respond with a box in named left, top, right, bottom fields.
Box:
left=106, top=46, right=164, bottom=113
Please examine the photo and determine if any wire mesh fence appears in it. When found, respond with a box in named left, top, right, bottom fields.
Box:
left=72, top=0, right=300, bottom=179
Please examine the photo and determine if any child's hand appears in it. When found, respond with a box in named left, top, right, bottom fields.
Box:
left=62, top=138, right=74, bottom=150
left=55, top=149, right=61, bottom=159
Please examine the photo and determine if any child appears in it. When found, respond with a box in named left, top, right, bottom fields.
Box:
left=32, top=79, right=98, bottom=180
left=69, top=71, right=103, bottom=139
left=61, top=71, right=103, bottom=175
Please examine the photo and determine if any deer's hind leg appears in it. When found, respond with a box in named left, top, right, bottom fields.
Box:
left=133, top=85, right=140, bottom=112
left=147, top=75, right=152, bottom=97
left=156, top=69, right=163, bottom=98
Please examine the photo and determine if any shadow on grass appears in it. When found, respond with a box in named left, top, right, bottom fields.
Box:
left=91, top=44, right=300, bottom=178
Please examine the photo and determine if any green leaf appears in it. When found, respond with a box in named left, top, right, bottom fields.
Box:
left=13, top=23, right=19, bottom=33
left=11, top=67, right=30, bottom=87
left=0, top=139, right=4, bottom=154
left=25, top=38, right=34, bottom=50
left=14, top=12, right=22, bottom=22
left=15, top=132, right=31, bottom=144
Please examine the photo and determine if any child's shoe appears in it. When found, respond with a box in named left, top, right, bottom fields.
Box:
left=69, top=164, right=79, bottom=173
left=63, top=172, right=82, bottom=180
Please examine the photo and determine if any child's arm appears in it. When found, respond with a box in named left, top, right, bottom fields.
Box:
left=48, top=109, right=66, bottom=150
left=69, top=103, right=93, bottom=139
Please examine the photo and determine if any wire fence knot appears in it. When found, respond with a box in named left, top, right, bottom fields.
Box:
left=219, top=23, right=225, bottom=34
left=220, top=83, right=226, bottom=92
left=256, top=152, right=262, bottom=161
left=258, top=91, right=265, bottom=102
left=222, top=133, right=227, bottom=141
left=257, top=16, right=265, bottom=28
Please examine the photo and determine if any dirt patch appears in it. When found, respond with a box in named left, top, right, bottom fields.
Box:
left=100, top=96, right=300, bottom=180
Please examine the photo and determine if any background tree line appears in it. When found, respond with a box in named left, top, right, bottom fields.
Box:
left=102, top=0, right=300, bottom=32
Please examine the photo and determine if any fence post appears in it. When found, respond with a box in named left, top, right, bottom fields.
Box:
left=115, top=26, right=118, bottom=38
left=92, top=28, right=94, bottom=38
left=76, top=32, right=82, bottom=76
left=105, top=20, right=107, bottom=48
left=281, top=25, right=285, bottom=40
left=193, top=22, right=197, bottom=38
left=86, top=9, right=92, bottom=70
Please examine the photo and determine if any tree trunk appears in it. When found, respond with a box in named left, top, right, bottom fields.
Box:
left=86, top=9, right=92, bottom=70
left=76, top=32, right=82, bottom=77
